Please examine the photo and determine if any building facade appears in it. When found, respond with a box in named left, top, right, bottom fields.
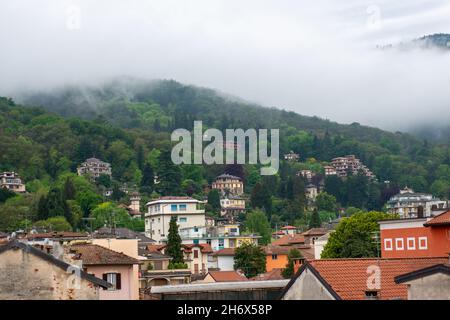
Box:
left=379, top=211, right=450, bottom=259
left=386, top=187, right=447, bottom=219
left=211, top=174, right=244, bottom=196
left=330, top=155, right=375, bottom=179
left=145, top=197, right=206, bottom=243
left=77, top=157, right=112, bottom=179
left=0, top=172, right=26, bottom=193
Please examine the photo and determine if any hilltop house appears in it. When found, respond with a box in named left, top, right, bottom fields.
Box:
left=212, top=174, right=244, bottom=196
left=386, top=187, right=447, bottom=219
left=77, top=157, right=112, bottom=180
left=144, top=197, right=206, bottom=243
left=0, top=172, right=26, bottom=193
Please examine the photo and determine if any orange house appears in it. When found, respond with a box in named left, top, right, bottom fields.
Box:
left=379, top=211, right=450, bottom=258
left=264, top=245, right=291, bottom=272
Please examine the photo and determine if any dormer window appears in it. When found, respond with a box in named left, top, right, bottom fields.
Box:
left=365, top=291, right=379, bottom=300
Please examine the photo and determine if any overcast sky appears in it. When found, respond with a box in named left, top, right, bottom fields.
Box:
left=1, top=0, right=450, bottom=131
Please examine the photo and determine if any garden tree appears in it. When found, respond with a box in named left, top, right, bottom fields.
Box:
left=0, top=195, right=35, bottom=232
left=67, top=200, right=83, bottom=229
left=282, top=248, right=303, bottom=279
left=89, top=202, right=134, bottom=230
left=321, top=211, right=392, bottom=258
left=207, top=189, right=221, bottom=213
left=309, top=208, right=322, bottom=228
left=224, top=164, right=245, bottom=180
left=346, top=173, right=370, bottom=208
left=96, top=174, right=111, bottom=189
left=0, top=188, right=15, bottom=203
left=140, top=163, right=155, bottom=193
left=76, top=190, right=102, bottom=217
left=324, top=175, right=346, bottom=205
left=157, top=148, right=181, bottom=195
left=316, top=192, right=337, bottom=212
left=233, top=243, right=266, bottom=278
left=63, top=176, right=76, bottom=200
left=244, top=210, right=272, bottom=245
left=181, top=179, right=198, bottom=196
left=166, top=217, right=186, bottom=268
left=34, top=216, right=72, bottom=232
left=250, top=181, right=272, bottom=214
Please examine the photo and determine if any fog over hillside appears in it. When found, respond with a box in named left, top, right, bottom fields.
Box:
left=1, top=0, right=450, bottom=136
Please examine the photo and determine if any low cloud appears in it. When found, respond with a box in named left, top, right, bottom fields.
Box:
left=1, top=0, right=450, bottom=132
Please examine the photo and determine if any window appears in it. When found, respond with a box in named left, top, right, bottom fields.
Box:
left=418, top=237, right=428, bottom=250
left=272, top=254, right=278, bottom=260
left=395, top=238, right=404, bottom=250
left=218, top=238, right=224, bottom=249
left=103, top=273, right=121, bottom=291
left=384, top=238, right=393, bottom=251
left=171, top=204, right=178, bottom=211
left=179, top=217, right=187, bottom=223
left=365, top=291, right=379, bottom=300
left=407, top=237, right=416, bottom=250
left=194, top=250, right=199, bottom=258
left=193, top=239, right=199, bottom=245
left=179, top=204, right=187, bottom=211
left=194, top=264, right=199, bottom=273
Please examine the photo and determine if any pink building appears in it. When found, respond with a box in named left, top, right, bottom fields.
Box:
left=68, top=244, right=141, bottom=300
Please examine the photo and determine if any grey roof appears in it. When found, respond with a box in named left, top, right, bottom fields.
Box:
left=216, top=174, right=242, bottom=181
left=0, top=240, right=111, bottom=289
left=151, top=280, right=289, bottom=294
left=94, top=227, right=155, bottom=243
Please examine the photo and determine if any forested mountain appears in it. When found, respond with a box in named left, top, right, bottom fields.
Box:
left=1, top=78, right=450, bottom=233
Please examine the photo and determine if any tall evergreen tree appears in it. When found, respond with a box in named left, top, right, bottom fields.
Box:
left=63, top=177, right=76, bottom=200
left=309, top=208, right=321, bottom=229
left=207, top=189, right=221, bottom=213
left=157, top=149, right=181, bottom=195
left=166, top=217, right=184, bottom=265
left=141, top=163, right=155, bottom=189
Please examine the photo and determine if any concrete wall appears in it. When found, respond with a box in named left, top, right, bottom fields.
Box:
left=92, top=238, right=139, bottom=258
left=0, top=249, right=99, bottom=300
left=282, top=268, right=335, bottom=300
left=405, top=273, right=450, bottom=300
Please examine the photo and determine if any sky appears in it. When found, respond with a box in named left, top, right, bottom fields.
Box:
left=1, top=0, right=450, bottom=131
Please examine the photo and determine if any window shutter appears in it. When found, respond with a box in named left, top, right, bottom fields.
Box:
left=116, top=273, right=121, bottom=290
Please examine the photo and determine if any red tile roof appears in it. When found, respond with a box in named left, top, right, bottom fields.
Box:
left=301, top=228, right=328, bottom=236
left=250, top=268, right=284, bottom=281
left=208, top=271, right=248, bottom=282
left=264, top=245, right=291, bottom=255
left=293, top=257, right=448, bottom=300
left=281, top=226, right=297, bottom=230
left=183, top=243, right=213, bottom=253
left=272, top=234, right=305, bottom=246
left=69, top=244, right=140, bottom=266
left=27, top=231, right=88, bottom=240
left=424, top=211, right=450, bottom=227
left=213, top=248, right=235, bottom=256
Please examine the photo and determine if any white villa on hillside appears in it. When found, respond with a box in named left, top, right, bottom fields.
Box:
left=144, top=197, right=206, bottom=243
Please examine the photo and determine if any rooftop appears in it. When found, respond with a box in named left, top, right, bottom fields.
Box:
left=424, top=210, right=450, bottom=227
left=207, top=271, right=248, bottom=282
left=282, top=257, right=448, bottom=300
left=213, top=248, right=236, bottom=256
left=250, top=268, right=284, bottom=281
left=272, top=234, right=305, bottom=246
left=69, top=244, right=141, bottom=266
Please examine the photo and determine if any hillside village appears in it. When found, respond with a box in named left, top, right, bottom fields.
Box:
left=1, top=148, right=449, bottom=300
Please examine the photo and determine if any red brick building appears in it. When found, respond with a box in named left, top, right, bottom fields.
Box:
left=379, top=211, right=450, bottom=258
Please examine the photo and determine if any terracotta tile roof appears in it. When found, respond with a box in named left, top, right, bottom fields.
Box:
left=272, top=231, right=285, bottom=235
left=281, top=226, right=297, bottom=230
left=301, top=228, right=328, bottom=236
left=213, top=248, right=235, bottom=256
left=27, top=231, right=89, bottom=240
left=272, top=234, right=305, bottom=246
left=297, top=246, right=315, bottom=260
left=208, top=271, right=248, bottom=282
left=264, top=245, right=291, bottom=255
left=147, top=244, right=166, bottom=253
left=424, top=210, right=450, bottom=227
left=251, top=268, right=284, bottom=281
left=183, top=243, right=213, bottom=253
left=69, top=244, right=140, bottom=266
left=287, top=257, right=448, bottom=300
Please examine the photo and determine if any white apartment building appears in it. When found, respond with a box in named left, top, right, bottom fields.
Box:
left=77, top=157, right=112, bottom=179
left=145, top=197, right=206, bottom=243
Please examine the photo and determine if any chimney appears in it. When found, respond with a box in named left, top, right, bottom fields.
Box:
left=293, top=257, right=305, bottom=274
